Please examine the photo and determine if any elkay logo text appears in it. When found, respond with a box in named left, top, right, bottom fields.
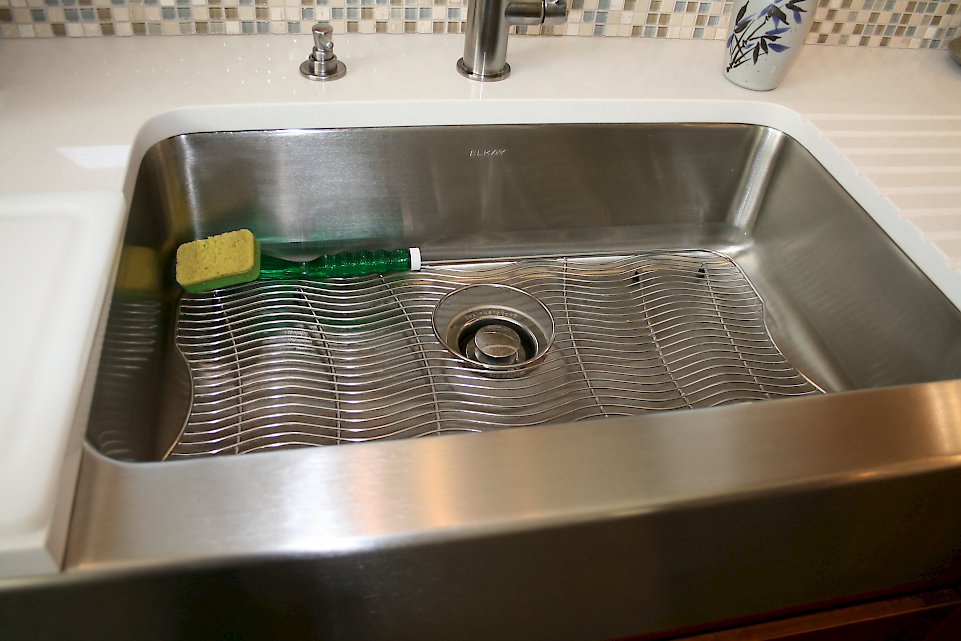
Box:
left=469, top=149, right=508, bottom=158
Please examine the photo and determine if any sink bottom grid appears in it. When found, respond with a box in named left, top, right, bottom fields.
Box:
left=169, top=250, right=821, bottom=458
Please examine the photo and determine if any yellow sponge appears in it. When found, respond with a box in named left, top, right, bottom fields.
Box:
left=176, top=229, right=261, bottom=293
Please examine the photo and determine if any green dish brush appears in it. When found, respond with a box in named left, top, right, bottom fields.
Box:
left=175, top=229, right=422, bottom=293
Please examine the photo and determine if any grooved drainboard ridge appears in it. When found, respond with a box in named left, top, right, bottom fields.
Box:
left=169, top=250, right=822, bottom=459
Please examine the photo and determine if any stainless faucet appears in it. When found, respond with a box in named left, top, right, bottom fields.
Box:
left=457, top=0, right=568, bottom=81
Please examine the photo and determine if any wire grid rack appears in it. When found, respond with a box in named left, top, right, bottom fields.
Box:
left=169, top=250, right=821, bottom=458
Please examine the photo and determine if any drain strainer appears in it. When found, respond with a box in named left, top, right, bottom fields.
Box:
left=432, top=284, right=555, bottom=377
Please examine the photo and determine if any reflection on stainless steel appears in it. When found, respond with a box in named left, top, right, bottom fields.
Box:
left=169, top=252, right=818, bottom=458
left=4, top=124, right=961, bottom=641
left=85, top=299, right=164, bottom=461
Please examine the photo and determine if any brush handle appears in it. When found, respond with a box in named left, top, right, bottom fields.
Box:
left=258, top=248, right=419, bottom=280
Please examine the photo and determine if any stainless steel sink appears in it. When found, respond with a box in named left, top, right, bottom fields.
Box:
left=5, top=124, right=961, bottom=641
left=87, top=123, right=961, bottom=461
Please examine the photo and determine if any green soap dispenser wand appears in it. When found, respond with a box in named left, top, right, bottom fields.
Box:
left=258, top=248, right=422, bottom=280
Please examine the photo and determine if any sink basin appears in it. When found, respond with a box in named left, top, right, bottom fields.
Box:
left=86, top=123, right=961, bottom=461
left=8, top=124, right=961, bottom=641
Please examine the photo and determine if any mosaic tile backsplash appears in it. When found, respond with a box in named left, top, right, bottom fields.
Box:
left=1, top=0, right=958, bottom=48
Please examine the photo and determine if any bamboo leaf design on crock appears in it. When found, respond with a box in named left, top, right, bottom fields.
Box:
left=726, top=0, right=808, bottom=72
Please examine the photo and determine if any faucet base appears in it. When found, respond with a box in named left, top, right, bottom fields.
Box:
left=456, top=58, right=511, bottom=82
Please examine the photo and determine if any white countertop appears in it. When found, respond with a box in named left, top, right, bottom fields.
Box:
left=0, top=33, right=959, bottom=579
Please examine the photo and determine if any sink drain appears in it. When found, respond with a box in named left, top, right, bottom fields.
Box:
left=433, top=284, right=555, bottom=377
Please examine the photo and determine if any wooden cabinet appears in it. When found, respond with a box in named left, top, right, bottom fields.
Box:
left=672, top=586, right=961, bottom=641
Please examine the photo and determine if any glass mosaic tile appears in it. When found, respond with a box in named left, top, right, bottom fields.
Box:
left=0, top=0, right=957, bottom=48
